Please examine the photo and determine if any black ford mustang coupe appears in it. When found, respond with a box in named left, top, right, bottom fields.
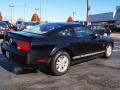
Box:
left=1, top=23, right=114, bottom=76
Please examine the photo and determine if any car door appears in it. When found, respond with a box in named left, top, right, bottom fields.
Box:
left=51, top=26, right=85, bottom=57
left=73, top=25, right=104, bottom=55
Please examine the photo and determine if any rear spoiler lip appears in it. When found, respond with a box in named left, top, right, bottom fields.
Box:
left=6, top=31, right=34, bottom=42
left=8, top=31, right=33, bottom=38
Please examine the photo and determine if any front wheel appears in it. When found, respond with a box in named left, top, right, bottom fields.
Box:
left=104, top=44, right=113, bottom=58
left=50, top=51, right=71, bottom=76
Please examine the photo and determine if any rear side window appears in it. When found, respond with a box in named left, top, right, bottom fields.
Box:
left=24, top=22, right=38, bottom=26
left=91, top=26, right=97, bottom=30
left=57, top=28, right=75, bottom=36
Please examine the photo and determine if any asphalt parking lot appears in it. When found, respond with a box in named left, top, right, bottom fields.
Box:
left=0, top=33, right=120, bottom=90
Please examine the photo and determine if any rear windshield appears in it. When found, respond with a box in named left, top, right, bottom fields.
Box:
left=25, top=23, right=62, bottom=34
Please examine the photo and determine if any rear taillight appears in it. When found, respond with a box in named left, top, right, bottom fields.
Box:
left=17, top=40, right=30, bottom=52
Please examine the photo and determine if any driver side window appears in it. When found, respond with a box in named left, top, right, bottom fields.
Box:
left=74, top=26, right=93, bottom=37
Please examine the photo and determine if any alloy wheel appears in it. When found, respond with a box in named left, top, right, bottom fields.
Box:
left=56, top=55, right=69, bottom=73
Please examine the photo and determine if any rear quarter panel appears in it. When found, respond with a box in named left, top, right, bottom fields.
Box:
left=30, top=36, right=75, bottom=60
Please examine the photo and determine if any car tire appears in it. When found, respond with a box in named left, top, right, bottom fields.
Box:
left=50, top=50, right=71, bottom=76
left=104, top=43, right=113, bottom=58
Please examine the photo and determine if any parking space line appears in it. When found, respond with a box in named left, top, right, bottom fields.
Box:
left=113, top=50, right=120, bottom=52
left=115, top=42, right=120, bottom=45
left=115, top=45, right=120, bottom=48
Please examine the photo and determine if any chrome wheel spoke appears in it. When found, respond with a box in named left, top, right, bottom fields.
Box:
left=107, top=46, right=112, bottom=56
left=56, top=60, right=61, bottom=65
left=56, top=55, right=69, bottom=73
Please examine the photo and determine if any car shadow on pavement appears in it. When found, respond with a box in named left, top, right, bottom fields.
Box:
left=0, top=54, right=38, bottom=74
left=0, top=54, right=107, bottom=75
left=0, top=53, right=97, bottom=75
left=0, top=54, right=51, bottom=75
left=0, top=54, right=16, bottom=72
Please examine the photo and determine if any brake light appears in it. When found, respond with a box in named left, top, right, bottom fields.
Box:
left=37, top=59, right=47, bottom=63
left=17, top=40, right=30, bottom=52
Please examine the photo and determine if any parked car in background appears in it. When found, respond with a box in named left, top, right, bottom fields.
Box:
left=0, top=21, right=9, bottom=38
left=89, top=25, right=111, bottom=36
left=2, top=20, right=13, bottom=29
left=109, top=24, right=120, bottom=32
left=15, top=21, right=23, bottom=30
left=19, top=21, right=39, bottom=30
left=1, top=23, right=113, bottom=76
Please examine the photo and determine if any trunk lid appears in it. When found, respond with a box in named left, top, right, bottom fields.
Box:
left=4, top=31, right=45, bottom=50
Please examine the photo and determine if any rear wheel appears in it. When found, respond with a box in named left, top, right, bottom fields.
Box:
left=50, top=51, right=71, bottom=76
left=104, top=43, right=112, bottom=58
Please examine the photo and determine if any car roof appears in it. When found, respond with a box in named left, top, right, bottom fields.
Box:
left=23, top=21, right=38, bottom=23
left=43, top=23, right=87, bottom=35
left=21, top=22, right=38, bottom=25
left=44, top=22, right=81, bottom=27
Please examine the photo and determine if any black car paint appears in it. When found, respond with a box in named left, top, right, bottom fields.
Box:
left=1, top=23, right=113, bottom=68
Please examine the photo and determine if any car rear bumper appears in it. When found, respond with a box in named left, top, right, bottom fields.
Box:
left=1, top=43, right=50, bottom=68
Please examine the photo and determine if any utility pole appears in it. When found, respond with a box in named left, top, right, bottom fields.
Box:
left=72, top=12, right=76, bottom=21
left=35, top=8, right=39, bottom=21
left=9, top=5, right=14, bottom=23
left=86, top=0, right=90, bottom=25
left=24, top=0, right=27, bottom=21
left=40, top=0, right=42, bottom=21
